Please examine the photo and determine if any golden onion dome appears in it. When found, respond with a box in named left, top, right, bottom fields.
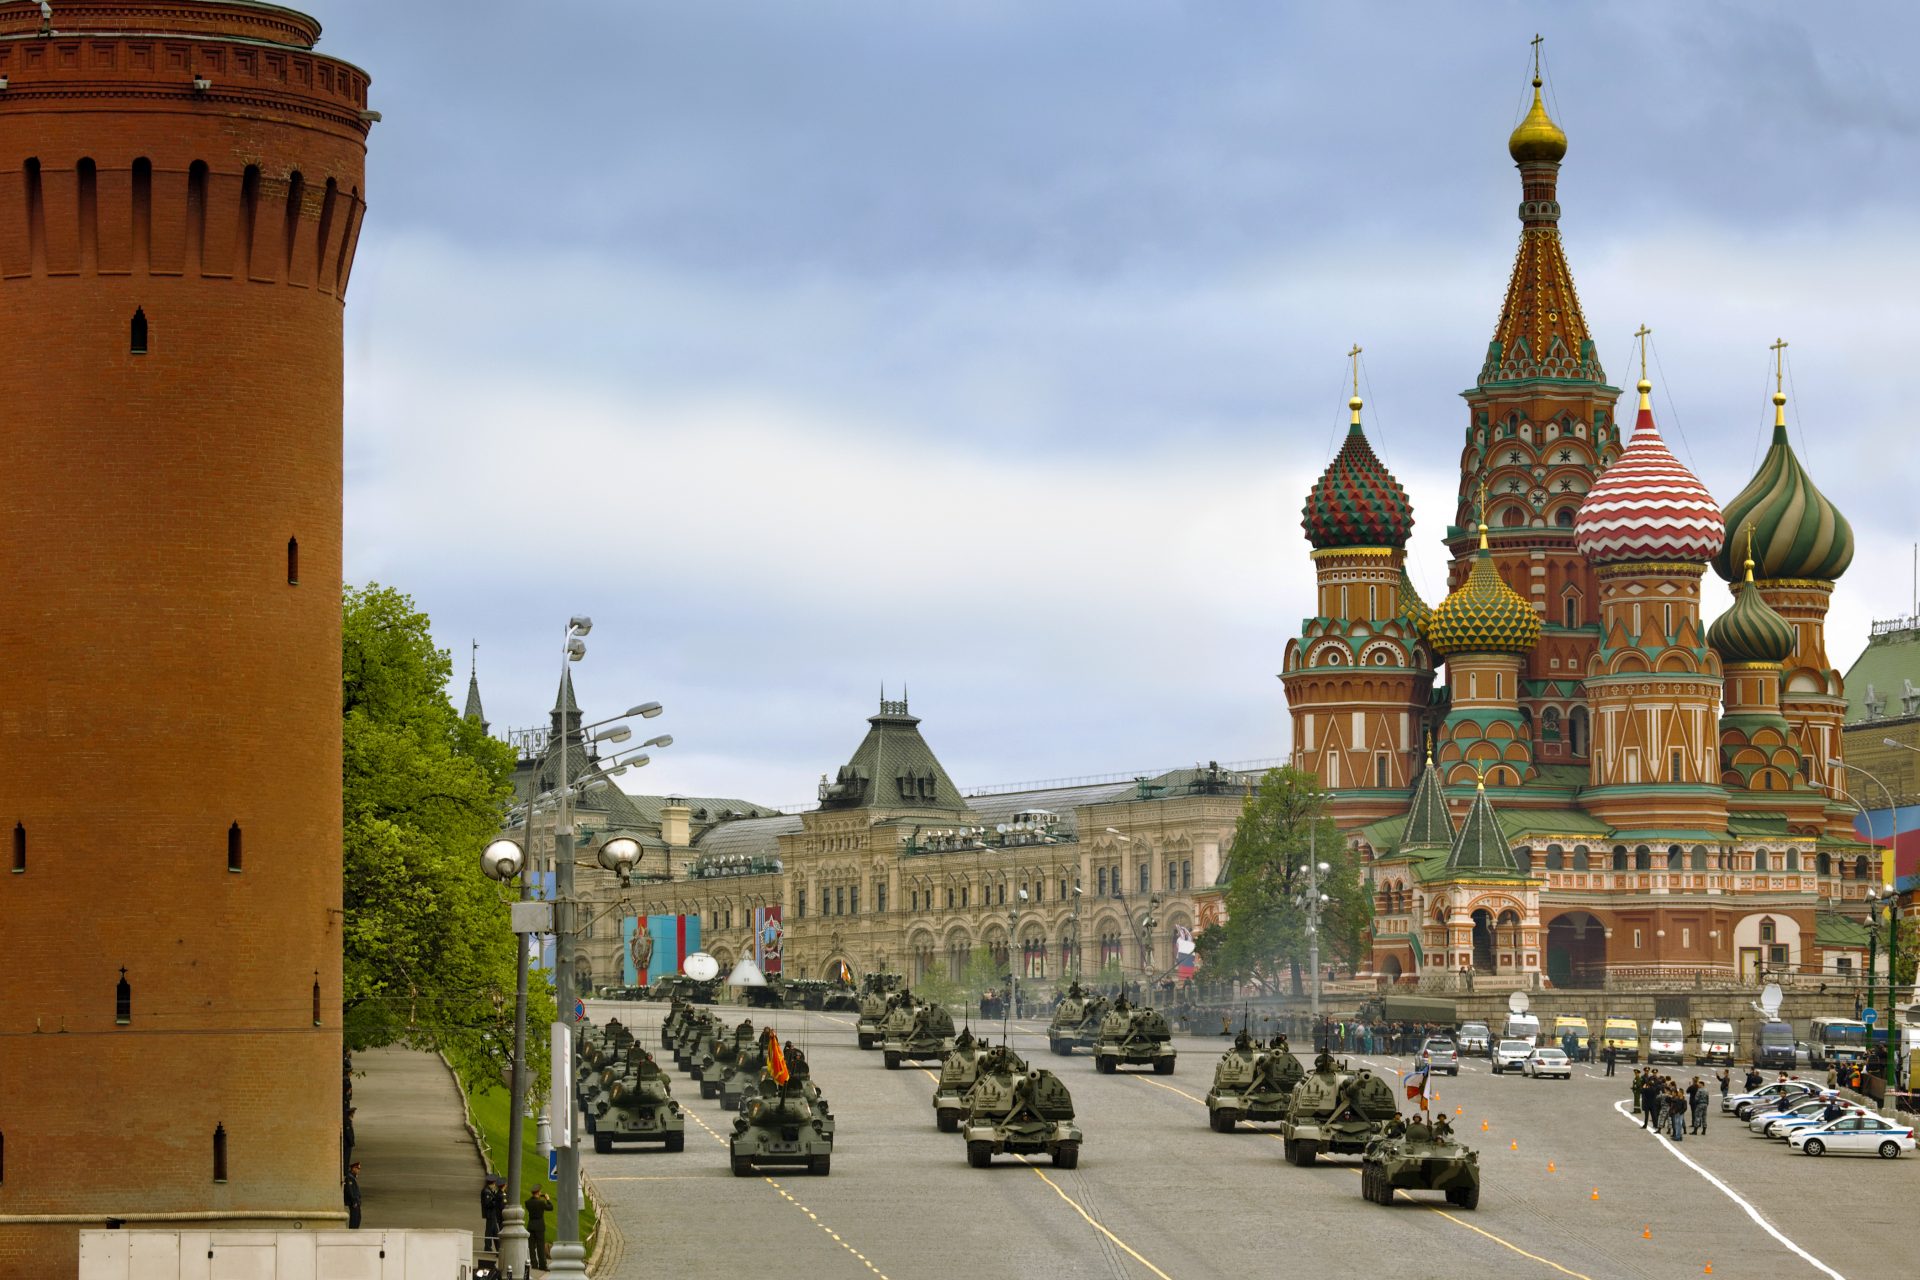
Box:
left=1427, top=526, right=1542, bottom=658
left=1508, top=77, right=1567, bottom=164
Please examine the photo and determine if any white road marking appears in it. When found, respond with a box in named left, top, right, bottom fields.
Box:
left=1609, top=1099, right=1845, bottom=1280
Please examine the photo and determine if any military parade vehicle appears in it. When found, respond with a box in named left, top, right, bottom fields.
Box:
left=784, top=1044, right=836, bottom=1140
left=1092, top=999, right=1176, bottom=1075
left=661, top=996, right=691, bottom=1049
left=961, top=1045, right=1081, bottom=1169
left=720, top=1027, right=771, bottom=1110
left=672, top=1009, right=717, bottom=1071
left=883, top=999, right=957, bottom=1070
left=855, top=972, right=905, bottom=1049
left=1360, top=1112, right=1479, bottom=1208
left=1279, top=1052, right=1399, bottom=1165
left=1046, top=982, right=1109, bottom=1056
left=932, top=1028, right=988, bottom=1132
left=589, top=1044, right=687, bottom=1154
left=696, top=1019, right=755, bottom=1100
left=730, top=1048, right=833, bottom=1176
left=1206, top=1033, right=1304, bottom=1131
left=648, top=973, right=717, bottom=1004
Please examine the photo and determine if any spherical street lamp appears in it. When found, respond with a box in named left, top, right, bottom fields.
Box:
left=481, top=837, right=525, bottom=883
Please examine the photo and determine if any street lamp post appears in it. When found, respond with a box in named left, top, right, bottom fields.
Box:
left=1300, top=854, right=1331, bottom=1027
left=479, top=836, right=532, bottom=1275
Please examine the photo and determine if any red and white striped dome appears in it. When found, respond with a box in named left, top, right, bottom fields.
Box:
left=1574, top=382, right=1725, bottom=565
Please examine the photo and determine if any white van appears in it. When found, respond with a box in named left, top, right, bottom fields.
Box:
left=1648, top=1018, right=1686, bottom=1064
left=1696, top=1020, right=1735, bottom=1065
left=1505, top=1013, right=1541, bottom=1047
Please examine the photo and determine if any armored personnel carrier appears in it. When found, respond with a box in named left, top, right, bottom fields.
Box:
left=962, top=1047, right=1081, bottom=1169
left=589, top=1045, right=686, bottom=1154
left=731, top=1071, right=833, bottom=1176
left=696, top=1019, right=755, bottom=1099
left=883, top=1000, right=956, bottom=1070
left=1046, top=983, right=1108, bottom=1056
left=855, top=973, right=905, bottom=1049
left=1361, top=1113, right=1479, bottom=1208
left=932, top=1028, right=988, bottom=1132
left=1206, top=1033, right=1304, bottom=1131
left=1279, top=1053, right=1399, bottom=1166
left=1092, top=999, right=1176, bottom=1075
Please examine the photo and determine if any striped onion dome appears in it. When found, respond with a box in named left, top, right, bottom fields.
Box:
left=1709, top=558, right=1796, bottom=665
left=1710, top=391, right=1854, bottom=584
left=1574, top=380, right=1725, bottom=565
left=1427, top=530, right=1541, bottom=657
left=1302, top=397, right=1414, bottom=550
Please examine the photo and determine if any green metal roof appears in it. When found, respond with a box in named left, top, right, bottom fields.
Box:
left=1400, top=758, right=1455, bottom=852
left=1815, top=912, right=1871, bottom=948
left=1843, top=623, right=1920, bottom=724
left=1447, top=783, right=1520, bottom=875
left=1496, top=809, right=1610, bottom=841
left=1728, top=812, right=1791, bottom=838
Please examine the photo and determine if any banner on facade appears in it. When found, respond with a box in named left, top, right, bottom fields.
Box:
left=622, top=913, right=702, bottom=985
left=1853, top=807, right=1920, bottom=885
left=1175, top=925, right=1196, bottom=980
left=753, top=904, right=784, bottom=977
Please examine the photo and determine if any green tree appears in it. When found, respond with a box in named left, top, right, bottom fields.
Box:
left=1871, top=914, right=1920, bottom=988
left=1197, top=767, right=1371, bottom=995
left=342, top=585, right=547, bottom=1093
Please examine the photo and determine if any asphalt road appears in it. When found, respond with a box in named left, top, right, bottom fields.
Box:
left=581, top=1000, right=1911, bottom=1280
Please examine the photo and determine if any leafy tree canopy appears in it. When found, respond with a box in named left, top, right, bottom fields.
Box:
left=343, top=584, right=550, bottom=1092
left=1192, top=767, right=1371, bottom=994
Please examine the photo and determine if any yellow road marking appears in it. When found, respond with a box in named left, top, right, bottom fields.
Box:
left=1018, top=1157, right=1177, bottom=1280
left=1123, top=1073, right=1592, bottom=1279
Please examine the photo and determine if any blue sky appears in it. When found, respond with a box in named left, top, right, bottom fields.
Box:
left=319, top=2, right=1920, bottom=807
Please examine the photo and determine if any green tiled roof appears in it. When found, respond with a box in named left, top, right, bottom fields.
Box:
left=1843, top=623, right=1920, bottom=724
left=625, top=794, right=784, bottom=824
left=1815, top=912, right=1871, bottom=948
left=1400, top=758, right=1455, bottom=851
left=818, top=697, right=968, bottom=813
left=1728, top=812, right=1791, bottom=838
left=1447, top=782, right=1520, bottom=874
left=1495, top=809, right=1610, bottom=841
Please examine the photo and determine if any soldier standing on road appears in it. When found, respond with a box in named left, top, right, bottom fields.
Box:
left=1640, top=1074, right=1661, bottom=1129
left=343, top=1161, right=362, bottom=1229
left=480, top=1176, right=503, bottom=1253
left=1630, top=1067, right=1643, bottom=1112
left=1716, top=1067, right=1731, bottom=1100
left=1604, top=1044, right=1617, bottom=1077
left=1688, top=1078, right=1708, bottom=1134
left=525, top=1187, right=552, bottom=1269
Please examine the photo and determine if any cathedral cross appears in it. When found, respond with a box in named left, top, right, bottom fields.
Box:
left=1770, top=337, right=1788, bottom=393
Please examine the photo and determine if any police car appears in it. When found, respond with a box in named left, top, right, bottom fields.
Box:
left=1787, top=1114, right=1916, bottom=1158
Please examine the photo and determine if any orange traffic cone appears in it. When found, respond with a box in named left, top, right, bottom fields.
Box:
left=1705, top=1265, right=1713, bottom=1275
left=1481, top=1120, right=1489, bottom=1131
left=1547, top=1161, right=1556, bottom=1173
left=1642, top=1226, right=1652, bottom=1240
left=1510, top=1140, right=1518, bottom=1152
left=1590, top=1188, right=1600, bottom=1201
left=1455, top=1106, right=1464, bottom=1115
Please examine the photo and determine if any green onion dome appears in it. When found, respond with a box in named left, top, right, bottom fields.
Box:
left=1302, top=396, right=1415, bottom=550
left=1708, top=552, right=1796, bottom=665
left=1711, top=392, right=1853, bottom=583
left=1427, top=528, right=1542, bottom=658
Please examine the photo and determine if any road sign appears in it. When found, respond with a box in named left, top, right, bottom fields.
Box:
left=1863, top=1007, right=1878, bottom=1025
left=574, top=998, right=586, bottom=1022
left=548, top=1149, right=559, bottom=1181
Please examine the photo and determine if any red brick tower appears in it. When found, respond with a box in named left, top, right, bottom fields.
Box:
left=0, top=3, right=372, bottom=1270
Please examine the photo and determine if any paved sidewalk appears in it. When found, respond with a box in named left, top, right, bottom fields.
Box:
left=352, top=1047, right=488, bottom=1249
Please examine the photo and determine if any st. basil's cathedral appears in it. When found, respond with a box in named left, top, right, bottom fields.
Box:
left=1282, top=71, right=1875, bottom=991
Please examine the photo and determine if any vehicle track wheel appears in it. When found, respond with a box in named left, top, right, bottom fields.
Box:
left=967, top=1141, right=993, bottom=1169
left=1803, top=1139, right=1824, bottom=1156
left=1456, top=1182, right=1479, bottom=1210
left=1210, top=1111, right=1233, bottom=1133
left=1154, top=1059, right=1175, bottom=1075
left=885, top=1052, right=902, bottom=1070
left=593, top=1132, right=612, bottom=1155
left=664, top=1132, right=684, bottom=1153
left=1052, top=1142, right=1079, bottom=1169
left=938, top=1112, right=959, bottom=1134
left=810, top=1154, right=832, bottom=1175
left=1296, top=1140, right=1317, bottom=1165
left=732, top=1155, right=755, bottom=1177
left=1096, top=1056, right=1115, bottom=1074
left=1879, top=1141, right=1900, bottom=1159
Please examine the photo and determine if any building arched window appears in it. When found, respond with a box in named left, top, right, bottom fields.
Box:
left=1572, top=845, right=1589, bottom=872
left=1785, top=849, right=1799, bottom=872
left=1691, top=845, right=1708, bottom=871
left=1611, top=846, right=1628, bottom=872
left=1666, top=845, right=1682, bottom=872
left=1634, top=845, right=1652, bottom=872
left=1568, top=707, right=1588, bottom=755
left=1541, top=707, right=1562, bottom=742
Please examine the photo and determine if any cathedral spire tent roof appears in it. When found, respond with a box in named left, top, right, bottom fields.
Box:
left=549, top=667, right=582, bottom=737
left=1399, top=748, right=1456, bottom=853
left=1710, top=385, right=1854, bottom=584
left=463, top=671, right=488, bottom=731
left=1479, top=68, right=1606, bottom=387
left=1446, top=777, right=1521, bottom=875
left=1573, top=375, right=1725, bottom=565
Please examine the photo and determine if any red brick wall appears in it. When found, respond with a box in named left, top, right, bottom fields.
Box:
left=0, top=6, right=369, bottom=1275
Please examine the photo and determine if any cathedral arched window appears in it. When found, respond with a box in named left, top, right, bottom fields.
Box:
left=1572, top=846, right=1589, bottom=872
left=1611, top=846, right=1628, bottom=872
left=1555, top=508, right=1575, bottom=528
left=1545, top=845, right=1564, bottom=871
left=1634, top=845, right=1651, bottom=872
left=1666, top=845, right=1682, bottom=871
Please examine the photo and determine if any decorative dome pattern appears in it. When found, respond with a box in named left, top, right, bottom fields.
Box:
left=1709, top=578, right=1796, bottom=666
left=1398, top=565, right=1432, bottom=635
left=1508, top=78, right=1567, bottom=164
left=1428, top=540, right=1541, bottom=657
left=1303, top=398, right=1415, bottom=550
left=1710, top=394, right=1854, bottom=584
left=1574, top=384, right=1724, bottom=565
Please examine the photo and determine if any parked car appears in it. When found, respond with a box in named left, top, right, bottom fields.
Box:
left=1748, top=1096, right=1844, bottom=1137
left=1724, top=1079, right=1820, bottom=1120
left=1457, top=1022, right=1492, bottom=1057
left=1787, top=1114, right=1916, bottom=1158
left=1418, top=1037, right=1460, bottom=1077
left=1491, top=1040, right=1533, bottom=1074
left=1770, top=1103, right=1872, bottom=1142
left=1521, top=1047, right=1571, bottom=1079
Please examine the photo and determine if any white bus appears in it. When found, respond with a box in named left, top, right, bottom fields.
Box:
left=1809, top=1016, right=1869, bottom=1068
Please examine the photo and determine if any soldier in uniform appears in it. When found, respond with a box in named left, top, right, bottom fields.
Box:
left=343, top=1161, right=362, bottom=1229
